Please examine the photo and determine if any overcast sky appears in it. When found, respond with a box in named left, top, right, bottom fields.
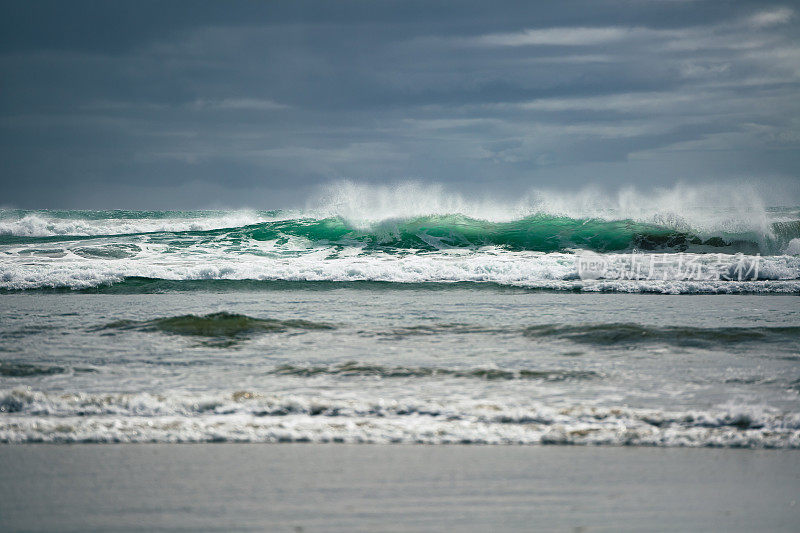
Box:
left=1, top=0, right=798, bottom=209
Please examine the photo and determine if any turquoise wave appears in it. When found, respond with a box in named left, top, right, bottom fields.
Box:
left=2, top=210, right=798, bottom=253
left=196, top=214, right=789, bottom=253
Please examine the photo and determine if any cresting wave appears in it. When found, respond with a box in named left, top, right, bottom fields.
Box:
left=1, top=184, right=798, bottom=292
left=2, top=183, right=798, bottom=249
left=1, top=389, right=798, bottom=447
left=187, top=214, right=793, bottom=253
left=2, top=212, right=798, bottom=253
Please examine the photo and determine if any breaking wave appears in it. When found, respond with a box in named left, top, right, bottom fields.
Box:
left=1, top=212, right=797, bottom=253
left=1, top=184, right=798, bottom=292
left=2, top=182, right=797, bottom=251
left=0, top=210, right=269, bottom=239
left=2, top=254, right=798, bottom=293
left=1, top=389, right=797, bottom=447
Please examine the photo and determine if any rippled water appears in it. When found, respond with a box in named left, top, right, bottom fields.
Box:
left=1, top=289, right=798, bottom=446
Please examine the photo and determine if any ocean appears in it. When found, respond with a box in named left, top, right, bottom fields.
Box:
left=1, top=191, right=799, bottom=446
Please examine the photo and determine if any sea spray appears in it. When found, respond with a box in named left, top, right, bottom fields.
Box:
left=1, top=184, right=798, bottom=292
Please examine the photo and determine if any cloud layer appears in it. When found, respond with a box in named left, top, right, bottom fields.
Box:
left=0, top=0, right=798, bottom=208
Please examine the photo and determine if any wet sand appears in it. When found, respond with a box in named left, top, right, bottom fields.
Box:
left=0, top=444, right=798, bottom=532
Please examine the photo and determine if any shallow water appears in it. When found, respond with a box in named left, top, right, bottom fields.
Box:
left=1, top=289, right=798, bottom=446
left=2, top=445, right=798, bottom=532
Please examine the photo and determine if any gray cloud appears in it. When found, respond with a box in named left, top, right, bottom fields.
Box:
left=0, top=0, right=798, bottom=208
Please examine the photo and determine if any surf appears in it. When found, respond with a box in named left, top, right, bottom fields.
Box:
left=2, top=182, right=798, bottom=253
left=2, top=210, right=797, bottom=252
left=1, top=183, right=798, bottom=291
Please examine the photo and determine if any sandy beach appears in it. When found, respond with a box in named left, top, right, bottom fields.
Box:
left=1, top=444, right=798, bottom=532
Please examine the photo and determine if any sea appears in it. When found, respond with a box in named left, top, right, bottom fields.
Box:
left=1, top=185, right=799, bottom=446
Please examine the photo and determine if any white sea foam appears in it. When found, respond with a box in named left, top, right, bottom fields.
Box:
left=309, top=180, right=778, bottom=237
left=0, top=183, right=791, bottom=246
left=0, top=211, right=268, bottom=238
left=1, top=243, right=798, bottom=292
left=1, top=185, right=797, bottom=291
left=1, top=389, right=797, bottom=447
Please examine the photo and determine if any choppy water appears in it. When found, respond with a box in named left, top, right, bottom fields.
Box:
left=0, top=191, right=798, bottom=445
left=1, top=290, right=799, bottom=446
left=0, top=201, right=798, bottom=293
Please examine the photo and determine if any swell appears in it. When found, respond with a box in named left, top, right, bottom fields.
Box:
left=0, top=362, right=66, bottom=377
left=86, top=314, right=800, bottom=348
left=523, top=323, right=800, bottom=347
left=96, top=312, right=335, bottom=342
left=270, top=362, right=600, bottom=381
left=0, top=363, right=96, bottom=377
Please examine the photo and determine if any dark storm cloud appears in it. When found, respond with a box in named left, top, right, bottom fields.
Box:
left=0, top=0, right=798, bottom=208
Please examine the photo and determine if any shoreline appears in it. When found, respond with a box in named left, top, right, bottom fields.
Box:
left=1, top=444, right=798, bottom=532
